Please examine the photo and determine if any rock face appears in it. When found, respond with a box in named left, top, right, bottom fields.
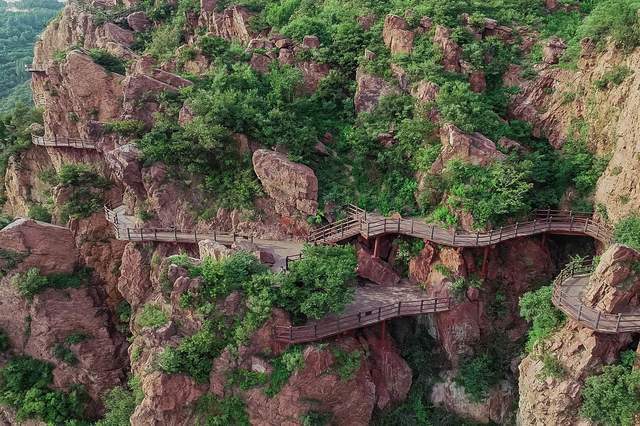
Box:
left=198, top=5, right=255, bottom=44
left=431, top=372, right=514, bottom=424
left=543, top=37, right=567, bottom=64
left=354, top=69, right=400, bottom=113
left=127, top=11, right=152, bottom=32
left=252, top=149, right=319, bottom=216
left=382, top=15, right=414, bottom=54
left=583, top=244, right=640, bottom=313
left=518, top=322, right=632, bottom=425
left=431, top=123, right=506, bottom=173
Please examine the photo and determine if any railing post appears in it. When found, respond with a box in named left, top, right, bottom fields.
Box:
left=357, top=312, right=361, bottom=324
left=595, top=311, right=601, bottom=329
left=533, top=219, right=536, bottom=233
left=434, top=297, right=438, bottom=312
left=336, top=318, right=341, bottom=332
left=213, top=230, right=217, bottom=241
left=194, top=229, right=197, bottom=242
left=367, top=222, right=370, bottom=237
left=475, top=232, right=479, bottom=246
left=378, top=307, right=381, bottom=321
left=431, top=225, right=435, bottom=240
left=397, top=301, right=401, bottom=316
left=383, top=219, right=387, bottom=233
left=570, top=214, right=574, bottom=231
left=397, top=218, right=400, bottom=233
left=127, top=228, right=131, bottom=240
left=499, top=226, right=503, bottom=241
left=583, top=218, right=589, bottom=233
left=289, top=326, right=293, bottom=341
left=174, top=228, right=177, bottom=241
left=154, top=229, right=157, bottom=240
left=452, top=231, right=456, bottom=245
left=515, top=222, right=519, bottom=236
left=615, top=313, right=622, bottom=332
left=411, top=219, right=414, bottom=234
left=420, top=300, right=424, bottom=312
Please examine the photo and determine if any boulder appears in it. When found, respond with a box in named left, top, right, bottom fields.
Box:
left=250, top=53, right=272, bottom=73
left=354, top=68, right=400, bottom=113
left=431, top=123, right=506, bottom=173
left=127, top=11, right=152, bottom=32
left=382, top=15, right=415, bottom=54
left=357, top=248, right=401, bottom=286
left=117, top=242, right=153, bottom=309
left=543, top=37, right=567, bottom=64
left=299, top=61, right=330, bottom=93
left=302, top=35, right=321, bottom=49
left=252, top=149, right=318, bottom=216
left=198, top=240, right=232, bottom=260
left=411, top=80, right=439, bottom=103
left=434, top=25, right=463, bottom=73
left=0, top=219, right=78, bottom=275
left=582, top=244, right=640, bottom=313
left=408, top=243, right=436, bottom=284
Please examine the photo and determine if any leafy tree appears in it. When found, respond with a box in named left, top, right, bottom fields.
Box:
left=614, top=215, right=640, bottom=250
left=519, top=286, right=565, bottom=352
left=580, top=351, right=640, bottom=426
left=275, top=244, right=357, bottom=320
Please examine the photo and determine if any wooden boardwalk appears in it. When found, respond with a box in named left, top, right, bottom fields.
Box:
left=32, top=135, right=96, bottom=149
left=103, top=204, right=638, bottom=341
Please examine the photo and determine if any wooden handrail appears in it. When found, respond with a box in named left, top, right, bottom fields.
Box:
left=31, top=135, right=97, bottom=150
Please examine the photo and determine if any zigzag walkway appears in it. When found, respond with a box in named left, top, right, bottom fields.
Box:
left=103, top=203, right=639, bottom=341
left=32, top=135, right=97, bottom=149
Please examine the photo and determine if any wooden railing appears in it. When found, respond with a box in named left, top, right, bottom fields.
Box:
left=275, top=297, right=453, bottom=343
left=32, top=135, right=97, bottom=149
left=311, top=208, right=613, bottom=247
left=104, top=205, right=255, bottom=245
left=308, top=204, right=366, bottom=242
left=552, top=260, right=640, bottom=333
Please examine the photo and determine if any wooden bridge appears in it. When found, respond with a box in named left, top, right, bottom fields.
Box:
left=32, top=135, right=97, bottom=149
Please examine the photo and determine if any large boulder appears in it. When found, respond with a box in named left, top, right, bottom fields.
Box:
left=434, top=26, right=463, bottom=73
left=127, top=11, right=152, bottom=32
left=252, top=149, right=318, bottom=216
left=382, top=15, right=415, bottom=54
left=354, top=68, right=400, bottom=113
left=0, top=219, right=78, bottom=275
left=357, top=248, right=401, bottom=286
left=582, top=244, right=640, bottom=313
left=432, top=123, right=506, bottom=173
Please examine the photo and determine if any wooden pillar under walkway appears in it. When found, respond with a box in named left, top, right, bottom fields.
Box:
left=481, top=246, right=491, bottom=279
left=373, top=236, right=382, bottom=259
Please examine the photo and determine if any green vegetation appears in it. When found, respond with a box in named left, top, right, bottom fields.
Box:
left=0, top=356, right=89, bottom=424
left=538, top=353, right=566, bottom=379
left=194, top=393, right=250, bottom=426
left=88, top=48, right=127, bottom=75
left=595, top=66, right=633, bottom=90
left=136, top=304, right=168, bottom=329
left=27, top=203, right=52, bottom=223
left=614, top=215, right=640, bottom=250
left=454, top=352, right=503, bottom=402
left=394, top=239, right=425, bottom=277
left=103, top=119, right=146, bottom=137
left=0, top=248, right=26, bottom=277
left=0, top=328, right=10, bottom=352
left=0, top=0, right=63, bottom=111
left=11, top=267, right=91, bottom=301
left=264, top=345, right=305, bottom=397
left=55, top=164, right=112, bottom=222
left=331, top=347, right=362, bottom=381
left=519, top=286, right=565, bottom=352
left=97, top=377, right=145, bottom=426
left=580, top=350, right=640, bottom=426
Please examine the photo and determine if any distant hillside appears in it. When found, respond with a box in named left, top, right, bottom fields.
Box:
left=0, top=0, right=63, bottom=112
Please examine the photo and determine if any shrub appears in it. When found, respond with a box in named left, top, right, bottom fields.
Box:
left=88, top=48, right=126, bottom=74
left=11, top=268, right=48, bottom=300
left=56, top=164, right=111, bottom=222
left=136, top=304, right=168, bottom=329
left=0, top=356, right=88, bottom=424
left=227, top=369, right=268, bottom=390
left=52, top=343, right=77, bottom=365
left=0, top=328, right=10, bottom=352
left=275, top=245, right=357, bottom=321
left=194, top=394, right=250, bottom=426
left=519, top=286, right=565, bottom=352
left=264, top=346, right=304, bottom=397
left=27, top=204, right=51, bottom=223
left=103, top=119, right=146, bottom=137
left=96, top=378, right=144, bottom=426
left=394, top=239, right=425, bottom=277
left=454, top=353, right=503, bottom=402
left=301, top=411, right=333, bottom=426
left=614, top=215, right=640, bottom=250
left=538, top=353, right=566, bottom=379
left=0, top=248, right=26, bottom=277
left=332, top=348, right=362, bottom=381
left=580, top=351, right=640, bottom=426
left=595, top=66, right=633, bottom=90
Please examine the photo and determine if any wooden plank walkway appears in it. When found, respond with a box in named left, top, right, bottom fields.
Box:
left=32, top=135, right=97, bottom=149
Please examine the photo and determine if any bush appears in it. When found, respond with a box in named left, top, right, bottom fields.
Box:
left=394, top=239, right=425, bottom=277
left=0, top=356, right=88, bottom=424
left=538, top=353, right=566, bottom=379
left=56, top=164, right=111, bottom=222
left=0, top=328, right=10, bottom=352
left=595, top=66, right=633, bottom=90
left=275, top=244, right=357, bottom=321
left=332, top=347, right=362, bottom=381
left=264, top=345, right=304, bottom=397
left=580, top=351, right=640, bottom=426
left=614, top=215, right=640, bottom=250
left=88, top=48, right=126, bottom=74
left=103, top=119, right=146, bottom=137
left=96, top=378, right=144, bottom=426
left=9, top=268, right=87, bottom=301
left=454, top=353, right=503, bottom=402
left=136, top=304, right=168, bottom=329
left=519, top=286, right=565, bottom=352
left=194, top=394, right=250, bottom=426
left=27, top=204, right=51, bottom=223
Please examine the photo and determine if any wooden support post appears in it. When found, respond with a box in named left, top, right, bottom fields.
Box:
left=411, top=220, right=414, bottom=234
left=434, top=298, right=438, bottom=313
left=481, top=246, right=490, bottom=279
left=127, top=228, right=131, bottom=240
left=378, top=307, right=382, bottom=321
left=452, top=231, right=456, bottom=245
left=515, top=222, right=519, bottom=236
left=616, top=314, right=622, bottom=332
left=373, top=237, right=382, bottom=259
left=475, top=232, right=480, bottom=246
left=577, top=304, right=583, bottom=321
left=154, top=229, right=157, bottom=240
left=420, top=300, right=424, bottom=312
left=289, top=326, right=293, bottom=341
left=431, top=225, right=435, bottom=240
left=397, top=218, right=401, bottom=233
left=499, top=227, right=503, bottom=241
left=174, top=229, right=177, bottom=241
left=397, top=301, right=402, bottom=316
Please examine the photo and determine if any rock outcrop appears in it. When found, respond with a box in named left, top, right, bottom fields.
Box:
left=433, top=26, right=463, bottom=73
left=198, top=5, right=255, bottom=44
left=354, top=69, right=400, bottom=113
left=583, top=244, right=640, bottom=313
left=357, top=248, right=401, bottom=286
left=382, top=15, right=414, bottom=54
left=431, top=123, right=506, bottom=173
left=252, top=149, right=319, bottom=216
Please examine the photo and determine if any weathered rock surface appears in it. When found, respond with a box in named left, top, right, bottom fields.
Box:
left=383, top=15, right=414, bottom=54
left=252, top=149, right=318, bottom=216
left=127, top=11, right=152, bottom=32
left=583, top=244, right=640, bottom=313
left=434, top=25, right=462, bottom=73
left=431, top=123, right=506, bottom=173
left=518, top=322, right=632, bottom=425
left=198, top=5, right=255, bottom=44
left=354, top=69, right=400, bottom=113
left=357, top=248, right=401, bottom=286
left=543, top=37, right=567, bottom=64
left=0, top=219, right=78, bottom=275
